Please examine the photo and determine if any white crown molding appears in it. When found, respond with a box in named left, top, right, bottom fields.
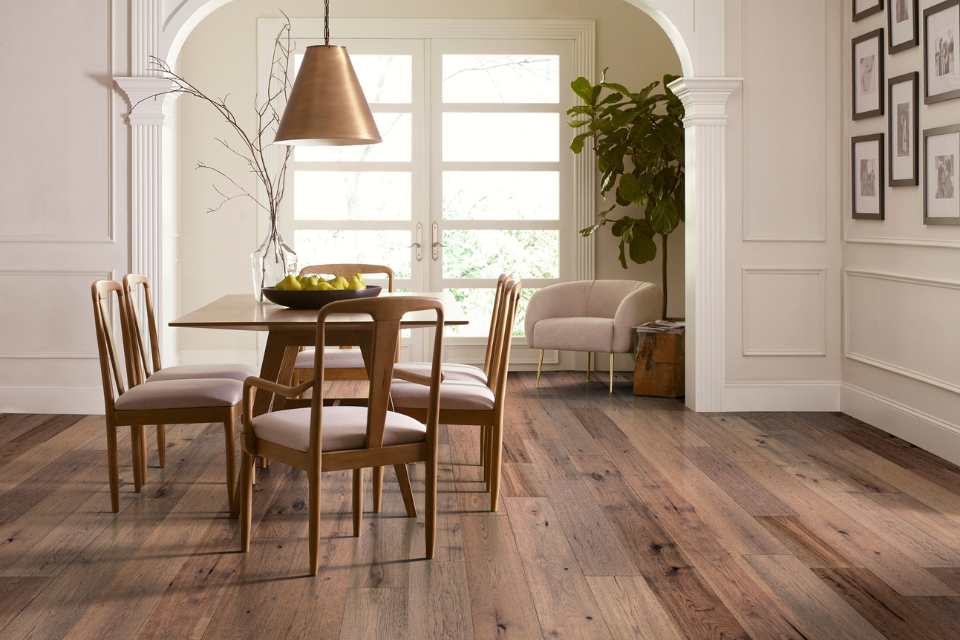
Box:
left=114, top=77, right=177, bottom=126
left=669, top=77, right=743, bottom=126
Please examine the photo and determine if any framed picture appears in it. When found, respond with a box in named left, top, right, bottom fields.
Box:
left=852, top=134, right=885, bottom=220
left=924, top=0, right=960, bottom=104
left=853, top=29, right=885, bottom=119
left=854, top=0, right=884, bottom=22
left=888, top=72, right=919, bottom=186
left=923, top=125, right=960, bottom=224
left=889, top=0, right=919, bottom=52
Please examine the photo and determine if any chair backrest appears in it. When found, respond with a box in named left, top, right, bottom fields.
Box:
left=122, top=274, right=161, bottom=385
left=300, top=263, right=395, bottom=292
left=308, top=296, right=444, bottom=460
left=491, top=280, right=522, bottom=411
left=91, top=280, right=135, bottom=414
left=481, top=274, right=511, bottom=378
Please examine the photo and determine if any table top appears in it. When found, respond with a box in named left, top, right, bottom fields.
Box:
left=170, top=292, right=468, bottom=331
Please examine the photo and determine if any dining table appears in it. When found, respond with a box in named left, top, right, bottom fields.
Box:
left=170, top=292, right=468, bottom=415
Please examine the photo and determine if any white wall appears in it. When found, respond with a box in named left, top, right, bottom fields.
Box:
left=843, top=1, right=960, bottom=465
left=0, top=0, right=129, bottom=414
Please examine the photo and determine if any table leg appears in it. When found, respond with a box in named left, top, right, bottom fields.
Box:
left=252, top=332, right=288, bottom=417
left=272, top=346, right=300, bottom=412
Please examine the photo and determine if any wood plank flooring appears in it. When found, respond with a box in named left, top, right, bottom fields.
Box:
left=3, top=373, right=960, bottom=639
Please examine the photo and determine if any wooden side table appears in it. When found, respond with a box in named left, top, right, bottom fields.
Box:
left=633, top=326, right=685, bottom=398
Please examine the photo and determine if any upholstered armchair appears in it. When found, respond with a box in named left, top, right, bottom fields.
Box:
left=524, top=280, right=661, bottom=393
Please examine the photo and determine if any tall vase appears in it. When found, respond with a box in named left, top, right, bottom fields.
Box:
left=250, top=222, right=298, bottom=302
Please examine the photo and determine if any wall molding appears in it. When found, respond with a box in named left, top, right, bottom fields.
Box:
left=724, top=380, right=842, bottom=411
left=740, top=267, right=828, bottom=357
left=844, top=234, right=960, bottom=249
left=844, top=268, right=960, bottom=396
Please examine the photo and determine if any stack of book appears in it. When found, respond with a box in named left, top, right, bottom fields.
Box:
left=635, top=320, right=685, bottom=334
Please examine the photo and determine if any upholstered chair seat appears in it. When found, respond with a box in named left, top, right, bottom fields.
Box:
left=148, top=363, right=254, bottom=383
left=393, top=361, right=487, bottom=384
left=295, top=347, right=364, bottom=370
left=251, top=406, right=427, bottom=453
left=390, top=379, right=496, bottom=411
left=114, top=378, right=243, bottom=411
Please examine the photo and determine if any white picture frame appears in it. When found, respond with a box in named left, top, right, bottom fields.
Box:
left=924, top=0, right=960, bottom=104
left=924, top=125, right=960, bottom=224
left=853, top=29, right=885, bottom=119
left=852, top=134, right=885, bottom=220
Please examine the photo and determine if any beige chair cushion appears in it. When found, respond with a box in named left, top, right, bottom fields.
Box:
left=390, top=379, right=495, bottom=411
left=149, top=363, right=254, bottom=383
left=115, top=379, right=242, bottom=411
left=393, top=362, right=487, bottom=384
left=531, top=317, right=614, bottom=353
left=252, top=406, right=426, bottom=452
left=295, top=347, right=365, bottom=369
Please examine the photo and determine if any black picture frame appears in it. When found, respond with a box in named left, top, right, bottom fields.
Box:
left=853, top=29, right=885, bottom=120
left=888, top=0, right=920, bottom=53
left=852, top=134, right=885, bottom=220
left=888, top=72, right=919, bottom=186
left=854, top=0, right=884, bottom=22
left=924, top=0, right=960, bottom=104
left=923, top=124, right=960, bottom=225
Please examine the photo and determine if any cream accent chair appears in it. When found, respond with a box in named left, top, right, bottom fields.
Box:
left=524, top=280, right=661, bottom=393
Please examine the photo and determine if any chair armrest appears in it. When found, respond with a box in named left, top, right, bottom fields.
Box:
left=612, top=283, right=662, bottom=352
left=242, top=376, right=315, bottom=423
left=393, top=365, right=445, bottom=386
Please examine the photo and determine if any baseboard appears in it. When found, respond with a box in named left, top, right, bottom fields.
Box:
left=843, top=383, right=960, bottom=468
left=723, top=381, right=843, bottom=412
left=0, top=385, right=104, bottom=415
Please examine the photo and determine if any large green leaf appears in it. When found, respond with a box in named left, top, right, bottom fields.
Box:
left=571, top=77, right=594, bottom=103
left=628, top=232, right=657, bottom=264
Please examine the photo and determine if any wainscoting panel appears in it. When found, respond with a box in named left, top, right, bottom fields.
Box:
left=844, top=270, right=960, bottom=395
left=741, top=268, right=827, bottom=357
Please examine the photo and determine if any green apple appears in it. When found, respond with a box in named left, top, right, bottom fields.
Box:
left=317, top=281, right=334, bottom=291
left=277, top=274, right=302, bottom=291
left=302, top=275, right=323, bottom=291
left=347, top=275, right=365, bottom=291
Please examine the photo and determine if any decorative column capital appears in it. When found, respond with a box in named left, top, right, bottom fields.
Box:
left=114, top=77, right=177, bottom=126
left=668, top=77, right=742, bottom=127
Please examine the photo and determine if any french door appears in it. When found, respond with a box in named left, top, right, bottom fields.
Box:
left=275, top=35, right=573, bottom=363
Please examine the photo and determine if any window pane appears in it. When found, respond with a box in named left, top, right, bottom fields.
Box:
left=442, top=55, right=560, bottom=104
left=295, top=113, right=411, bottom=162
left=294, top=171, right=411, bottom=221
left=448, top=287, right=536, bottom=337
left=442, top=113, right=559, bottom=162
left=295, top=54, right=412, bottom=103
left=442, top=230, right=559, bottom=279
left=443, top=171, right=559, bottom=220
left=295, top=230, right=412, bottom=279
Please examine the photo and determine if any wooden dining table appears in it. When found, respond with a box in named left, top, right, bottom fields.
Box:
left=170, top=292, right=468, bottom=414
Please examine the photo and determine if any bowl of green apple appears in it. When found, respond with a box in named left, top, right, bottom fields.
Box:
left=262, top=273, right=381, bottom=309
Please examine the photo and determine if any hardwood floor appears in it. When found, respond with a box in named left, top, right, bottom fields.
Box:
left=3, top=373, right=960, bottom=639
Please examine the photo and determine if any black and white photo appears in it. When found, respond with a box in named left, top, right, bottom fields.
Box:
left=925, top=0, right=960, bottom=103
left=853, top=30, right=885, bottom=119
left=888, top=72, right=919, bottom=186
left=854, top=0, right=884, bottom=22
left=852, top=134, right=885, bottom=220
left=923, top=125, right=960, bottom=224
left=889, top=0, right=919, bottom=53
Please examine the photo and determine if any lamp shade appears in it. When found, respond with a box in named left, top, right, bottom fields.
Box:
left=274, top=45, right=381, bottom=146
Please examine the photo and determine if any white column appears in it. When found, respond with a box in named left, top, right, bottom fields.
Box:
left=669, top=77, right=741, bottom=412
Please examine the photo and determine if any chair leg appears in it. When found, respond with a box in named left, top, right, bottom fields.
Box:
left=106, top=424, right=120, bottom=513
left=131, top=425, right=145, bottom=492
left=240, top=452, right=254, bottom=552
left=395, top=464, right=417, bottom=518
left=480, top=426, right=488, bottom=468
left=489, top=420, right=504, bottom=512
left=308, top=465, right=321, bottom=576
left=352, top=469, right=363, bottom=537
left=586, top=352, right=592, bottom=383
left=609, top=353, right=615, bottom=395
left=425, top=455, right=437, bottom=559
left=223, top=410, right=238, bottom=517
left=156, top=424, right=166, bottom=468
left=372, top=466, right=383, bottom=513
left=536, top=349, right=544, bottom=387
left=483, top=425, right=493, bottom=488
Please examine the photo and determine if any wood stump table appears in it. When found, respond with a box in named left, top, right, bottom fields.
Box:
left=633, top=326, right=685, bottom=398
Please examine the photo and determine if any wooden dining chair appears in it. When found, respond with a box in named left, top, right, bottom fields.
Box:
left=293, top=263, right=395, bottom=383
left=388, top=279, right=521, bottom=512
left=239, top=296, right=444, bottom=575
left=91, top=280, right=243, bottom=514
left=123, top=274, right=253, bottom=468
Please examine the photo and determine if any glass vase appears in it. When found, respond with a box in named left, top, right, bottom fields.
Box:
left=250, top=225, right=298, bottom=302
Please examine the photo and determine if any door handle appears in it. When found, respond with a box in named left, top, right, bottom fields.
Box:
left=431, top=222, right=445, bottom=261
left=410, top=223, right=423, bottom=262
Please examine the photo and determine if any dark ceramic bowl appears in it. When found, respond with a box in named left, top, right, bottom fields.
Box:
left=261, top=285, right=382, bottom=309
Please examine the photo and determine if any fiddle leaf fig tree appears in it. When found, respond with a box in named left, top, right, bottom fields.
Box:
left=568, top=71, right=685, bottom=319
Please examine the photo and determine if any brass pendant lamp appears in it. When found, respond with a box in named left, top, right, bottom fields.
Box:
left=274, top=0, right=381, bottom=146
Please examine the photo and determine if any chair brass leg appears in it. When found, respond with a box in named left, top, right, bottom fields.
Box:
left=609, top=353, right=615, bottom=395
left=536, top=349, right=544, bottom=387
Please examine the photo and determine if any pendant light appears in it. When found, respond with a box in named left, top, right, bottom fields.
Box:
left=274, top=0, right=381, bottom=146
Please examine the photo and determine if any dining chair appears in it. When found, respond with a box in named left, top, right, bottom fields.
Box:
left=292, top=263, right=395, bottom=384
left=239, top=296, right=444, bottom=575
left=91, top=280, right=244, bottom=514
left=388, top=279, right=520, bottom=513
left=123, top=274, right=253, bottom=468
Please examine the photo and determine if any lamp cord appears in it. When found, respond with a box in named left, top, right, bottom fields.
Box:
left=324, top=0, right=330, bottom=45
